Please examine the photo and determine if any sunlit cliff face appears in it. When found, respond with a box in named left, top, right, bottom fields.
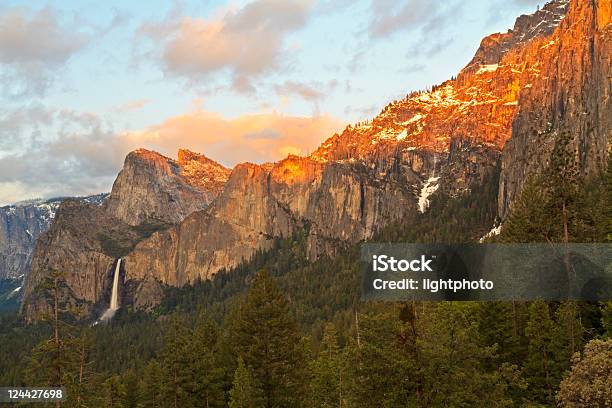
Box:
left=270, top=155, right=323, bottom=186
left=310, top=0, right=571, bottom=162
left=177, top=148, right=231, bottom=195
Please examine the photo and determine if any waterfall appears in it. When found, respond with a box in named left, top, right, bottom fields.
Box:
left=100, top=259, right=121, bottom=322
left=109, top=258, right=121, bottom=310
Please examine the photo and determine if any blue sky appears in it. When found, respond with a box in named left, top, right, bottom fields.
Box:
left=0, top=0, right=545, bottom=204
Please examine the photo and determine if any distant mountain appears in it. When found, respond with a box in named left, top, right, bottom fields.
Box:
left=0, top=193, right=108, bottom=280
left=21, top=0, right=611, bottom=321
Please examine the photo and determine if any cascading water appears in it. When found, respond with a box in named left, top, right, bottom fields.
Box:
left=100, top=259, right=121, bottom=322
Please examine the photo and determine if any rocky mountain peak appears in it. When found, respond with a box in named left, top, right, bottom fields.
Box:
left=177, top=148, right=204, bottom=163
left=105, top=148, right=230, bottom=226
left=176, top=148, right=231, bottom=195
left=463, top=0, right=569, bottom=73
left=309, top=0, right=575, bottom=167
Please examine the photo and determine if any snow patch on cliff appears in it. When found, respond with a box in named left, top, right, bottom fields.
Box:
left=477, top=64, right=499, bottom=74
left=479, top=223, right=502, bottom=243
left=418, top=176, right=440, bottom=213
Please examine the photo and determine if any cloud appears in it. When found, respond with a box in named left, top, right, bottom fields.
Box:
left=125, top=109, right=344, bottom=166
left=139, top=0, right=314, bottom=92
left=275, top=80, right=324, bottom=101
left=243, top=128, right=282, bottom=140
left=398, top=63, right=426, bottom=74
left=368, top=0, right=462, bottom=39
left=406, top=35, right=454, bottom=59
left=0, top=107, right=344, bottom=205
left=0, top=6, right=89, bottom=98
left=0, top=104, right=54, bottom=151
left=0, top=110, right=128, bottom=205
left=114, top=99, right=151, bottom=113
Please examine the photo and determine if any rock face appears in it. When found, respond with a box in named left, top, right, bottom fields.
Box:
left=124, top=137, right=502, bottom=286
left=0, top=194, right=107, bottom=280
left=22, top=151, right=230, bottom=320
left=499, top=0, right=612, bottom=216
left=464, top=0, right=570, bottom=72
left=21, top=200, right=121, bottom=321
left=21, top=0, right=611, bottom=320
left=105, top=149, right=230, bottom=226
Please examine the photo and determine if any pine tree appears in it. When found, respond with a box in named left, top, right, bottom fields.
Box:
left=121, top=369, right=139, bottom=408
left=524, top=300, right=561, bottom=404
left=418, top=302, right=516, bottom=407
left=476, top=301, right=525, bottom=367
left=63, top=329, right=96, bottom=407
left=344, top=310, right=417, bottom=407
left=185, top=316, right=226, bottom=407
left=500, top=177, right=550, bottom=242
left=25, top=270, right=79, bottom=408
left=544, top=131, right=580, bottom=242
left=229, top=358, right=262, bottom=408
left=102, top=374, right=126, bottom=408
left=554, top=301, right=584, bottom=361
left=228, top=269, right=306, bottom=408
left=140, top=360, right=164, bottom=408
left=160, top=315, right=192, bottom=408
left=309, top=323, right=343, bottom=408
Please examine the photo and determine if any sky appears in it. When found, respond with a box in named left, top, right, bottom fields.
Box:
left=0, top=0, right=546, bottom=205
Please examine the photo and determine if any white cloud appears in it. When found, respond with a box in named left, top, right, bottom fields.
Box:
left=0, top=6, right=89, bottom=98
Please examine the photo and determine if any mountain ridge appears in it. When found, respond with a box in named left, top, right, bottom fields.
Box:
left=21, top=0, right=611, bottom=320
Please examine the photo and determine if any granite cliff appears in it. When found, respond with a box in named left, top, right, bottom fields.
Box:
left=105, top=148, right=230, bottom=226
left=21, top=0, right=611, bottom=320
left=21, top=150, right=230, bottom=320
left=0, top=194, right=107, bottom=280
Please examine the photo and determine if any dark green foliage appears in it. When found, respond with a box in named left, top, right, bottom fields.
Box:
left=183, top=317, right=227, bottom=407
left=159, top=315, right=192, bottom=407
left=121, top=369, right=140, bottom=408
left=308, top=323, right=343, bottom=408
left=228, top=270, right=307, bottom=407
left=229, top=358, right=263, bottom=408
left=379, top=164, right=500, bottom=243
left=139, top=360, right=163, bottom=408
left=344, top=303, right=519, bottom=407
left=500, top=177, right=550, bottom=242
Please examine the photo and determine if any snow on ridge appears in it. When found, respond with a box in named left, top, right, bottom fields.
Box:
left=396, top=129, right=408, bottom=141
left=476, top=64, right=499, bottom=74
left=400, top=113, right=424, bottom=125
left=418, top=176, right=440, bottom=213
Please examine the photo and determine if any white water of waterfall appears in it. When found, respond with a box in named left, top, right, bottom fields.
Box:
left=100, top=259, right=121, bottom=322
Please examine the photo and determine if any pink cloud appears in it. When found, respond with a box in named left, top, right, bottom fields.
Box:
left=124, top=109, right=344, bottom=166
left=139, top=0, right=314, bottom=91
